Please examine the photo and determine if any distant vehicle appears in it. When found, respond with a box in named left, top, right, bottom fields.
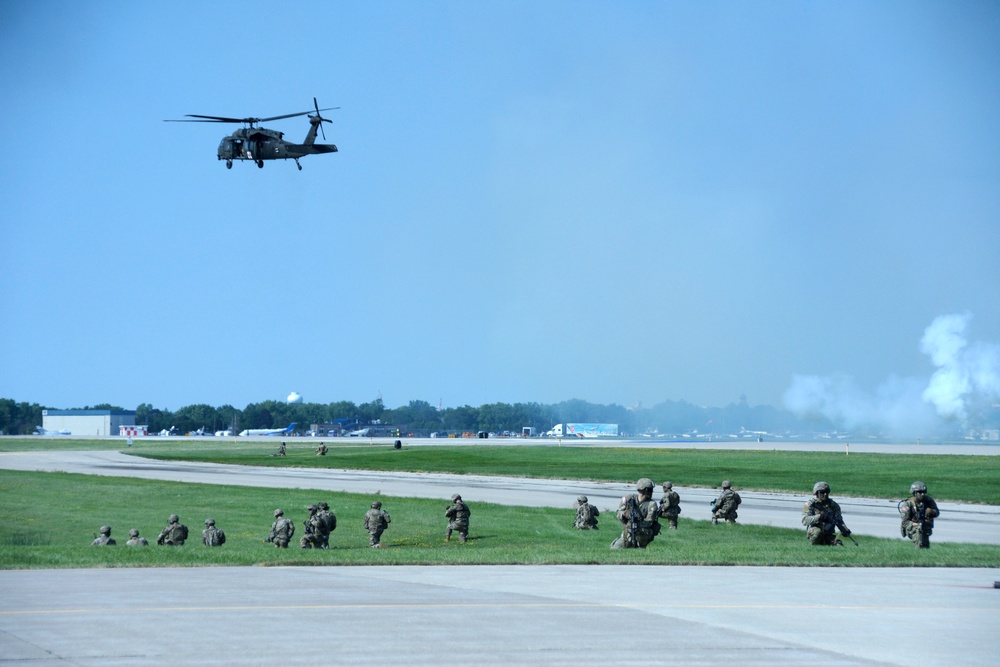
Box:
left=215, top=429, right=233, bottom=437
left=159, top=426, right=179, bottom=436
left=545, top=423, right=619, bottom=438
left=521, top=427, right=537, bottom=437
left=165, top=98, right=338, bottom=170
left=238, top=423, right=297, bottom=437
left=35, top=426, right=71, bottom=436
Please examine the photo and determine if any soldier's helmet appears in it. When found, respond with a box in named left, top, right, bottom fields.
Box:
left=662, top=481, right=673, bottom=490
left=371, top=501, right=382, bottom=509
left=205, top=518, right=215, bottom=526
left=317, top=502, right=329, bottom=510
left=307, top=505, right=318, bottom=512
left=99, top=525, right=111, bottom=535
left=721, top=480, right=731, bottom=489
left=169, top=514, right=179, bottom=523
left=274, top=509, right=284, bottom=517
left=451, top=494, right=462, bottom=501
left=637, top=478, right=654, bottom=492
left=577, top=495, right=588, bottom=504
left=910, top=481, right=928, bottom=494
left=813, top=481, right=831, bottom=494
left=129, top=528, right=139, bottom=537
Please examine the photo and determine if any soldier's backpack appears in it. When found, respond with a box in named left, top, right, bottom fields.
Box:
left=205, top=527, right=225, bottom=546
left=170, top=523, right=188, bottom=543
left=732, top=492, right=742, bottom=508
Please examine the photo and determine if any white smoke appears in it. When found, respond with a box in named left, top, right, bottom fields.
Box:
left=920, top=313, right=1000, bottom=421
left=783, top=313, right=1000, bottom=436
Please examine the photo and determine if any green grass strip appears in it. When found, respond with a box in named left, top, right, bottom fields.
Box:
left=1, top=470, right=997, bottom=569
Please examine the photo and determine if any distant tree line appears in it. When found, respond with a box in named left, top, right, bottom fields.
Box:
left=1, top=395, right=836, bottom=437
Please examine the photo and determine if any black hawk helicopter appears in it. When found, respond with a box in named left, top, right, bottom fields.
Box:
left=165, top=98, right=338, bottom=170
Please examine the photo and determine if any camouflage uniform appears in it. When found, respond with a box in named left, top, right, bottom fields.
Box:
left=300, top=505, right=324, bottom=548
left=711, top=481, right=741, bottom=524
left=363, top=501, right=392, bottom=548
left=269, top=509, right=295, bottom=548
left=658, top=482, right=681, bottom=529
left=125, top=528, right=148, bottom=546
left=900, top=481, right=939, bottom=548
left=91, top=525, right=116, bottom=546
left=611, top=479, right=661, bottom=549
left=315, top=502, right=336, bottom=548
left=445, top=494, right=471, bottom=542
left=202, top=518, right=226, bottom=547
left=316, top=444, right=328, bottom=456
left=156, top=514, right=189, bottom=546
left=802, top=482, right=852, bottom=545
left=574, top=495, right=600, bottom=530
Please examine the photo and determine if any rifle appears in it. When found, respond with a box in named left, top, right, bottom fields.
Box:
left=624, top=496, right=642, bottom=547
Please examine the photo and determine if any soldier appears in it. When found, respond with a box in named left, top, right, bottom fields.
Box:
left=156, top=514, right=189, bottom=546
left=900, top=481, right=940, bottom=548
left=316, top=502, right=336, bottom=548
left=710, top=480, right=741, bottom=524
left=658, top=481, right=681, bottom=530
left=300, top=505, right=324, bottom=548
left=611, top=478, right=661, bottom=549
left=202, top=518, right=226, bottom=547
left=802, top=481, right=853, bottom=545
left=91, top=525, right=116, bottom=546
left=273, top=442, right=287, bottom=457
left=125, top=528, right=148, bottom=546
left=573, top=495, right=600, bottom=530
left=316, top=443, right=328, bottom=456
left=445, top=493, right=471, bottom=542
left=268, top=508, right=295, bottom=548
left=363, top=500, right=392, bottom=548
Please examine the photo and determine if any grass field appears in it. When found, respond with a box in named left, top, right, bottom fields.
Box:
left=2, top=469, right=998, bottom=569
left=129, top=440, right=1000, bottom=504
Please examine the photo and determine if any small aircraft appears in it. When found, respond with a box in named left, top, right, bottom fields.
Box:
left=35, top=426, right=71, bottom=436
left=239, top=423, right=297, bottom=437
left=165, top=98, right=338, bottom=170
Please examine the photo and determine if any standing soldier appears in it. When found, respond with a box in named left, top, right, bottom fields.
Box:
left=300, top=505, right=323, bottom=548
left=156, top=514, right=189, bottom=546
left=445, top=494, right=471, bottom=543
left=611, top=478, right=661, bottom=549
left=316, top=502, right=336, bottom=548
left=268, top=509, right=295, bottom=548
left=658, top=481, right=681, bottom=530
left=900, top=481, right=940, bottom=548
left=91, top=525, right=116, bottom=546
left=202, top=518, right=226, bottom=547
left=802, top=481, right=854, bottom=545
left=363, top=500, right=392, bottom=548
left=573, top=495, right=600, bottom=530
left=710, top=480, right=741, bottom=524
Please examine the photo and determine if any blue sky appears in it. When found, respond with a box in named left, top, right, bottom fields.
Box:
left=2, top=2, right=998, bottom=422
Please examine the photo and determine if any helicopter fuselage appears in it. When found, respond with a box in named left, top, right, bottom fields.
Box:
left=218, top=126, right=337, bottom=167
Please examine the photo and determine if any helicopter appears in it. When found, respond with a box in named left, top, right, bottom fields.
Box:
left=165, top=98, right=338, bottom=170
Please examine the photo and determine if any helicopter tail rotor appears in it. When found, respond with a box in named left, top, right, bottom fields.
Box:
left=310, top=96, right=334, bottom=141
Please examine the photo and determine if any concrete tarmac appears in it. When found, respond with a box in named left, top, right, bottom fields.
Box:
left=1, top=565, right=998, bottom=666
left=1, top=449, right=998, bottom=544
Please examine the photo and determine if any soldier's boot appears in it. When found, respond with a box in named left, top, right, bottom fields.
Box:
left=726, top=519, right=736, bottom=525
left=669, top=519, right=678, bottom=530
left=711, top=517, right=718, bottom=525
left=445, top=529, right=452, bottom=542
left=459, top=532, right=467, bottom=543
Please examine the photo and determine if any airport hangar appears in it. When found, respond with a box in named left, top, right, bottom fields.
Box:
left=42, top=409, right=136, bottom=436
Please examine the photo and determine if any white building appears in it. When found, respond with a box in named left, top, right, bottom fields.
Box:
left=42, top=409, right=136, bottom=437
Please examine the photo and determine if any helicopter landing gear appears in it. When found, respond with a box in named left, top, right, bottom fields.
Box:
left=226, top=160, right=233, bottom=169
left=256, top=160, right=264, bottom=169
left=295, top=158, right=302, bottom=171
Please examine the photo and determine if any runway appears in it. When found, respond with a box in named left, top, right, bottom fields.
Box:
left=1, top=565, right=997, bottom=666
left=1, top=448, right=998, bottom=666
left=1, top=449, right=998, bottom=544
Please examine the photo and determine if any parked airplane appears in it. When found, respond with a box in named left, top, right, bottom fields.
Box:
left=35, top=426, right=71, bottom=436
left=239, top=423, right=297, bottom=437
left=347, top=427, right=371, bottom=437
